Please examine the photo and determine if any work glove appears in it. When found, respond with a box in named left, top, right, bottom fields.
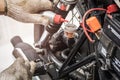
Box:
left=0, top=58, right=36, bottom=80
left=6, top=0, right=53, bottom=26
left=53, top=0, right=59, bottom=5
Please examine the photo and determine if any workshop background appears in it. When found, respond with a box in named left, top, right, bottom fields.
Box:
left=0, top=15, right=34, bottom=72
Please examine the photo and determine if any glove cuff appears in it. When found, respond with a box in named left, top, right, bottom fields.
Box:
left=0, top=0, right=7, bottom=15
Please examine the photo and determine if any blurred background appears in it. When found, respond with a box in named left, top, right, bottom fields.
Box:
left=0, top=15, right=34, bottom=72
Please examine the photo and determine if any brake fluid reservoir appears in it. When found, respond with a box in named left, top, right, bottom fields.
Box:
left=63, top=24, right=78, bottom=47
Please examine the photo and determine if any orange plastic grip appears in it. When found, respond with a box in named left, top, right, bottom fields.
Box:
left=86, top=16, right=101, bottom=33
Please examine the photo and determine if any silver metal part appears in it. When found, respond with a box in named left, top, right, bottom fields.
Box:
left=57, top=0, right=77, bottom=11
left=15, top=48, right=29, bottom=61
left=60, top=0, right=78, bottom=5
left=114, top=0, right=120, bottom=8
left=38, top=29, right=50, bottom=48
left=49, top=53, right=62, bottom=68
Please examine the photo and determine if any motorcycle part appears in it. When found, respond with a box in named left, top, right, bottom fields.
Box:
left=59, top=53, right=96, bottom=78
left=63, top=23, right=78, bottom=47
left=35, top=0, right=73, bottom=48
left=64, top=23, right=78, bottom=38
left=37, top=29, right=50, bottom=48
left=114, top=0, right=120, bottom=8
left=59, top=32, right=86, bottom=73
left=103, top=14, right=120, bottom=47
left=106, top=4, right=118, bottom=14
left=41, top=11, right=67, bottom=24
left=82, top=8, right=106, bottom=42
left=47, top=63, right=58, bottom=79
left=34, top=24, right=44, bottom=43
left=57, top=0, right=78, bottom=11
left=86, top=16, right=101, bottom=33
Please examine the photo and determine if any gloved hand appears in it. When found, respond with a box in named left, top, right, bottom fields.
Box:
left=6, top=0, right=53, bottom=26
left=53, top=0, right=59, bottom=5
left=0, top=58, right=36, bottom=80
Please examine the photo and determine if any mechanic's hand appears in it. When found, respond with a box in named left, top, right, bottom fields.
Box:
left=0, top=58, right=36, bottom=80
left=53, top=0, right=59, bottom=5
left=6, top=0, right=53, bottom=26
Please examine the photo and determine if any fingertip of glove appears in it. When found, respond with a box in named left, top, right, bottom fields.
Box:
left=30, top=61, right=36, bottom=68
left=30, top=61, right=36, bottom=74
left=16, top=57, right=25, bottom=63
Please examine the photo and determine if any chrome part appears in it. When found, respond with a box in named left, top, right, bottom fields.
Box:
left=60, top=0, right=78, bottom=5
left=114, top=0, right=120, bottom=8
left=63, top=24, right=78, bottom=39
left=61, top=49, right=69, bottom=59
left=15, top=48, right=29, bottom=61
left=38, top=29, right=50, bottom=48
left=49, top=52, right=62, bottom=68
left=57, top=0, right=77, bottom=11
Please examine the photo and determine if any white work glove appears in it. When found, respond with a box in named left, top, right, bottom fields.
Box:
left=6, top=0, right=53, bottom=26
left=53, top=0, right=59, bottom=5
left=0, top=58, right=36, bottom=80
